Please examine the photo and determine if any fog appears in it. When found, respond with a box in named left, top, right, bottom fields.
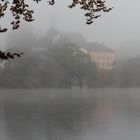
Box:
left=30, top=0, right=140, bottom=47
left=0, top=0, right=140, bottom=88
left=1, top=0, right=140, bottom=51
left=1, top=1, right=140, bottom=139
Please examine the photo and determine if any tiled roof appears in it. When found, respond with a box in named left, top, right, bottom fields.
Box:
left=87, top=42, right=114, bottom=52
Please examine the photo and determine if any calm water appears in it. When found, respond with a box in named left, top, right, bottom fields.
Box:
left=1, top=88, right=140, bottom=140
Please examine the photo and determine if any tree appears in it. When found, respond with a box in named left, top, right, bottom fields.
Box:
left=0, top=37, right=98, bottom=88
left=119, top=57, right=140, bottom=87
left=0, top=0, right=112, bottom=60
left=0, top=48, right=43, bottom=88
left=0, top=0, right=112, bottom=32
left=39, top=40, right=98, bottom=88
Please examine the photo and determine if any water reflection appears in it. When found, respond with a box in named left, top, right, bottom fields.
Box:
left=1, top=89, right=140, bottom=140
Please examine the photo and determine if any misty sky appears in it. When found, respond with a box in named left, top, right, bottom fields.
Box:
left=0, top=0, right=140, bottom=49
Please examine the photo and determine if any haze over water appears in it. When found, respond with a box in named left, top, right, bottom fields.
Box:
left=1, top=0, right=140, bottom=139
left=1, top=88, right=140, bottom=140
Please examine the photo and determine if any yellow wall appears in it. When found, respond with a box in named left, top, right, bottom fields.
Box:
left=88, top=51, right=115, bottom=70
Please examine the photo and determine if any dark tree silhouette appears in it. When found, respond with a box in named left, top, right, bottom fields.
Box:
left=0, top=0, right=112, bottom=32
left=0, top=51, right=24, bottom=60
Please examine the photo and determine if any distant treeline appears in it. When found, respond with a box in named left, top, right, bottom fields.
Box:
left=0, top=29, right=140, bottom=88
left=0, top=40, right=98, bottom=88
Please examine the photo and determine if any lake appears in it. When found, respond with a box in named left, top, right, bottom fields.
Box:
left=0, top=88, right=140, bottom=140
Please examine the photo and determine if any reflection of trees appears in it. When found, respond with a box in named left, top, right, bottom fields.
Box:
left=4, top=98, right=34, bottom=140
left=3, top=90, right=114, bottom=140
left=117, top=91, right=140, bottom=122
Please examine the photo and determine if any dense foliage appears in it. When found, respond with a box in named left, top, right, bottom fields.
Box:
left=1, top=28, right=140, bottom=88
left=0, top=30, right=98, bottom=88
left=0, top=46, right=98, bottom=88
